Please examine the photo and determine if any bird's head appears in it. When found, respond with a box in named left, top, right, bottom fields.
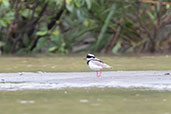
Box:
left=85, top=53, right=95, bottom=61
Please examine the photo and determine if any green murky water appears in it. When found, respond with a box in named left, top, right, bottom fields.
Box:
left=0, top=88, right=171, bottom=114
left=0, top=55, right=171, bottom=72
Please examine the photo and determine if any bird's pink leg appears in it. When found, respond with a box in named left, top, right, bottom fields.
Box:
left=96, top=71, right=99, bottom=77
left=100, top=69, right=103, bottom=76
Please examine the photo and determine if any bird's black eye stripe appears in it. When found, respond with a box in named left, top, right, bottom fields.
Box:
left=87, top=55, right=93, bottom=58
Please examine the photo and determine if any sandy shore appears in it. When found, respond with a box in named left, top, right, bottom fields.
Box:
left=0, top=71, right=171, bottom=90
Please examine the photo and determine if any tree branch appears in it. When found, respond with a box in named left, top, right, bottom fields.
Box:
left=30, top=1, right=66, bottom=51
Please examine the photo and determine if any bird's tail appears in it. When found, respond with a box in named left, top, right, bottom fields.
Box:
left=103, top=64, right=112, bottom=69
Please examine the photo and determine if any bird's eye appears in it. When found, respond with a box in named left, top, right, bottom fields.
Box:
left=87, top=55, right=91, bottom=58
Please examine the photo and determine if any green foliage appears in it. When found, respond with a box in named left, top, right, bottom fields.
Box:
left=95, top=5, right=115, bottom=51
left=0, top=0, right=14, bottom=27
left=0, top=0, right=171, bottom=54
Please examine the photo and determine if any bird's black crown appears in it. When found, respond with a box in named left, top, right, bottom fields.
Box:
left=86, top=54, right=95, bottom=58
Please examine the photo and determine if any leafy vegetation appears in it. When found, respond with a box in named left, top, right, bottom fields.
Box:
left=0, top=0, right=171, bottom=54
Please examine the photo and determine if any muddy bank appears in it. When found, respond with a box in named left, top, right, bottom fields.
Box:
left=0, top=71, right=171, bottom=90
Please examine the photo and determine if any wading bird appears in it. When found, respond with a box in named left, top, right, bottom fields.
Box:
left=85, top=54, right=112, bottom=77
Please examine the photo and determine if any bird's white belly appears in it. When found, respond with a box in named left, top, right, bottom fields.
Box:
left=88, top=61, right=102, bottom=71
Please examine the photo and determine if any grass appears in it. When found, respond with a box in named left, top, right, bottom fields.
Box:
left=0, top=55, right=171, bottom=72
left=0, top=88, right=171, bottom=114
